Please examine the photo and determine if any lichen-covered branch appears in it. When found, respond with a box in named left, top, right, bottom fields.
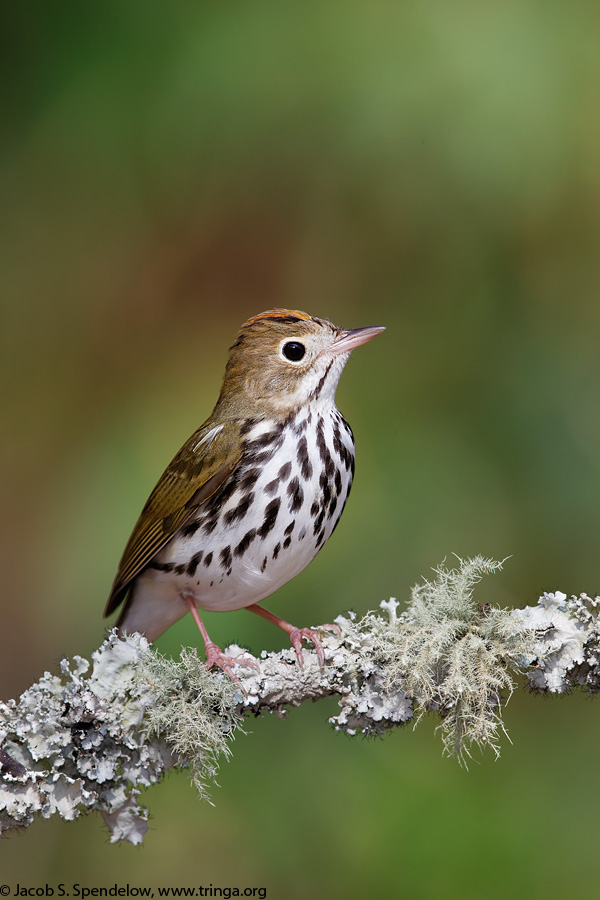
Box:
left=1, top=557, right=599, bottom=845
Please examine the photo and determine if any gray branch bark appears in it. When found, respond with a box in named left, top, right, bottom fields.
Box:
left=1, top=560, right=599, bottom=845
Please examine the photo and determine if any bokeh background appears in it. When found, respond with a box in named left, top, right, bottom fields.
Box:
left=2, top=1, right=600, bottom=896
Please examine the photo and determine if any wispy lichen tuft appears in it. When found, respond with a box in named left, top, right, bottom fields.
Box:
left=368, top=556, right=535, bottom=764
left=138, top=648, right=243, bottom=801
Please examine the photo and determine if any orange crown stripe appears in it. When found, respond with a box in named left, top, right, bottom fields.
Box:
left=243, top=309, right=311, bottom=327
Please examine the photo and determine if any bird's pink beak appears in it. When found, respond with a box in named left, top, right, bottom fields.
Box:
left=327, top=325, right=386, bottom=356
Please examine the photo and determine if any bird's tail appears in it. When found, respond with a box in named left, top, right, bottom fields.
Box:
left=110, top=574, right=188, bottom=643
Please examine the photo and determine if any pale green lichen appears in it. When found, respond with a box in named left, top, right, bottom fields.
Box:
left=367, top=556, right=535, bottom=764
left=137, top=648, right=243, bottom=802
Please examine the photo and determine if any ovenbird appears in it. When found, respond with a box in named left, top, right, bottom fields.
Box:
left=104, top=309, right=385, bottom=676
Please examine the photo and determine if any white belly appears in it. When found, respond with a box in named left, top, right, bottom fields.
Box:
left=141, top=405, right=355, bottom=614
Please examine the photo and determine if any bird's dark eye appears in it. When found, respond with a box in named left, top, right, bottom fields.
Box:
left=282, top=341, right=306, bottom=362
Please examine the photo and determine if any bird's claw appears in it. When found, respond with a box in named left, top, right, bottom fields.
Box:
left=288, top=623, right=341, bottom=670
left=203, top=641, right=259, bottom=690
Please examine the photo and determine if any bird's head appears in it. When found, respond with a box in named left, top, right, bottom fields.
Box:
left=216, top=309, right=385, bottom=417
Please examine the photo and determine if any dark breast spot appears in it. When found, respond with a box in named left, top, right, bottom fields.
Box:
left=341, top=416, right=353, bottom=437
left=333, top=420, right=342, bottom=445
left=313, top=509, right=325, bottom=535
left=316, top=418, right=335, bottom=477
left=296, top=435, right=312, bottom=480
left=203, top=552, right=213, bottom=568
left=148, top=561, right=174, bottom=573
left=287, top=476, right=304, bottom=513
left=245, top=447, right=278, bottom=466
left=220, top=546, right=232, bottom=572
left=237, top=467, right=260, bottom=493
left=319, top=473, right=332, bottom=507
left=331, top=416, right=355, bottom=473
left=235, top=528, right=257, bottom=557
left=337, top=441, right=353, bottom=472
left=202, top=516, right=219, bottom=536
left=251, top=425, right=284, bottom=449
left=334, top=469, right=342, bottom=496
left=258, top=497, right=281, bottom=539
left=186, top=551, right=203, bottom=576
left=293, top=417, right=308, bottom=436
left=240, top=417, right=259, bottom=436
left=244, top=425, right=285, bottom=465
left=278, top=461, right=292, bottom=481
left=224, top=491, right=255, bottom=526
left=210, top=478, right=237, bottom=509
left=182, top=521, right=200, bottom=538
left=330, top=493, right=350, bottom=536
left=264, top=477, right=280, bottom=495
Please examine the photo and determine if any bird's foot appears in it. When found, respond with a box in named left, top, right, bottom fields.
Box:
left=203, top=641, right=259, bottom=689
left=288, top=623, right=341, bottom=669
left=246, top=604, right=341, bottom=669
left=183, top=595, right=259, bottom=687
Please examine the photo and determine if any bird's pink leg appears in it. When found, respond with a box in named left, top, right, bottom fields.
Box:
left=246, top=603, right=341, bottom=669
left=183, top=596, right=258, bottom=682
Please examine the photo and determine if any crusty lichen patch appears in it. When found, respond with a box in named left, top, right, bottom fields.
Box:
left=516, top=590, right=600, bottom=693
left=0, top=632, right=173, bottom=844
left=0, top=633, right=242, bottom=842
left=328, top=610, right=414, bottom=736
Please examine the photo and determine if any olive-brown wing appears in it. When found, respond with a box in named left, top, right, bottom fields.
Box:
left=104, top=421, right=242, bottom=617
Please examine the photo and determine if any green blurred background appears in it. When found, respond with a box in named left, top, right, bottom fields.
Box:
left=2, top=1, right=600, bottom=896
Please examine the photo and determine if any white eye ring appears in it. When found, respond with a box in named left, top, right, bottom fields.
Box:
left=280, top=340, right=307, bottom=363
